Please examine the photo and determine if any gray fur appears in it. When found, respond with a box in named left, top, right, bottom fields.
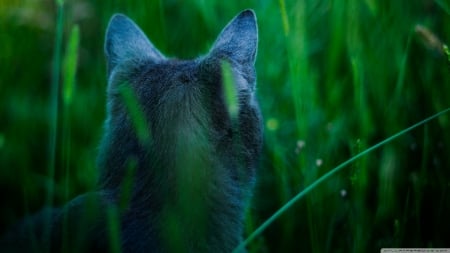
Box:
left=210, top=10, right=258, bottom=66
left=1, top=9, right=262, bottom=253
left=105, top=14, right=165, bottom=76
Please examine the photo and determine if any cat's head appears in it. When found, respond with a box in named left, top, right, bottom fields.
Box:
left=100, top=10, right=262, bottom=188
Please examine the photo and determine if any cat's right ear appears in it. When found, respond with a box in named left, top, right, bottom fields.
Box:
left=105, top=14, right=165, bottom=77
left=208, top=10, right=258, bottom=66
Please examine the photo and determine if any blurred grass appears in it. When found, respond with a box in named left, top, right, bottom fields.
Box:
left=1, top=0, right=449, bottom=252
left=61, top=22, right=80, bottom=253
left=236, top=108, right=450, bottom=252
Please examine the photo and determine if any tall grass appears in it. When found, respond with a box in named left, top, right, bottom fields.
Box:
left=45, top=0, right=65, bottom=247
left=1, top=0, right=449, bottom=252
left=61, top=23, right=80, bottom=252
left=234, top=107, right=450, bottom=253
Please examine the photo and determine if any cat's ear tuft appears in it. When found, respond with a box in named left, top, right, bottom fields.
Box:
left=105, top=14, right=165, bottom=76
left=209, top=10, right=258, bottom=66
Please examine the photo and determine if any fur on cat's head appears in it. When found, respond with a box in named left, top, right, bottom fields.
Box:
left=98, top=10, right=262, bottom=207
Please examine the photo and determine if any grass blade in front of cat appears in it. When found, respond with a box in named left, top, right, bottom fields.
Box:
left=118, top=84, right=152, bottom=145
left=221, top=60, right=239, bottom=121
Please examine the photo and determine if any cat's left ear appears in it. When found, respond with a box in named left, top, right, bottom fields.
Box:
left=209, top=10, right=258, bottom=66
left=105, top=14, right=165, bottom=77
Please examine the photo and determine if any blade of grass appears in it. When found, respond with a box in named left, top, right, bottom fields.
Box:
left=394, top=31, right=413, bottom=97
left=443, top=44, right=450, bottom=64
left=435, top=0, right=450, bottom=15
left=63, top=25, right=80, bottom=106
left=118, top=84, right=151, bottom=145
left=61, top=24, right=80, bottom=253
left=233, top=107, right=450, bottom=253
left=118, top=159, right=137, bottom=213
left=278, top=0, right=289, bottom=36
left=107, top=205, right=122, bottom=253
left=221, top=60, right=238, bottom=120
left=45, top=0, right=64, bottom=246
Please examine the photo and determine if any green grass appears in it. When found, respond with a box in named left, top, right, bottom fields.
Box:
left=235, top=108, right=450, bottom=252
left=45, top=0, right=65, bottom=245
left=1, top=0, right=450, bottom=252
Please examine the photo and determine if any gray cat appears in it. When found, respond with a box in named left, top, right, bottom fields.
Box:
left=1, top=9, right=262, bottom=253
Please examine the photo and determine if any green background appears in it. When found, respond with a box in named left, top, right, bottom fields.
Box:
left=1, top=0, right=449, bottom=252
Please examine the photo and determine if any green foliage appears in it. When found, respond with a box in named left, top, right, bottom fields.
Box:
left=235, top=108, right=450, bottom=252
left=107, top=205, right=122, bottom=253
left=1, top=0, right=449, bottom=252
left=221, top=60, right=239, bottom=120
left=63, top=25, right=80, bottom=106
left=119, top=84, right=152, bottom=145
left=444, top=44, right=450, bottom=63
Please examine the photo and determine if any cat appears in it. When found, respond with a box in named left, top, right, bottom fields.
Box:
left=1, top=9, right=262, bottom=253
